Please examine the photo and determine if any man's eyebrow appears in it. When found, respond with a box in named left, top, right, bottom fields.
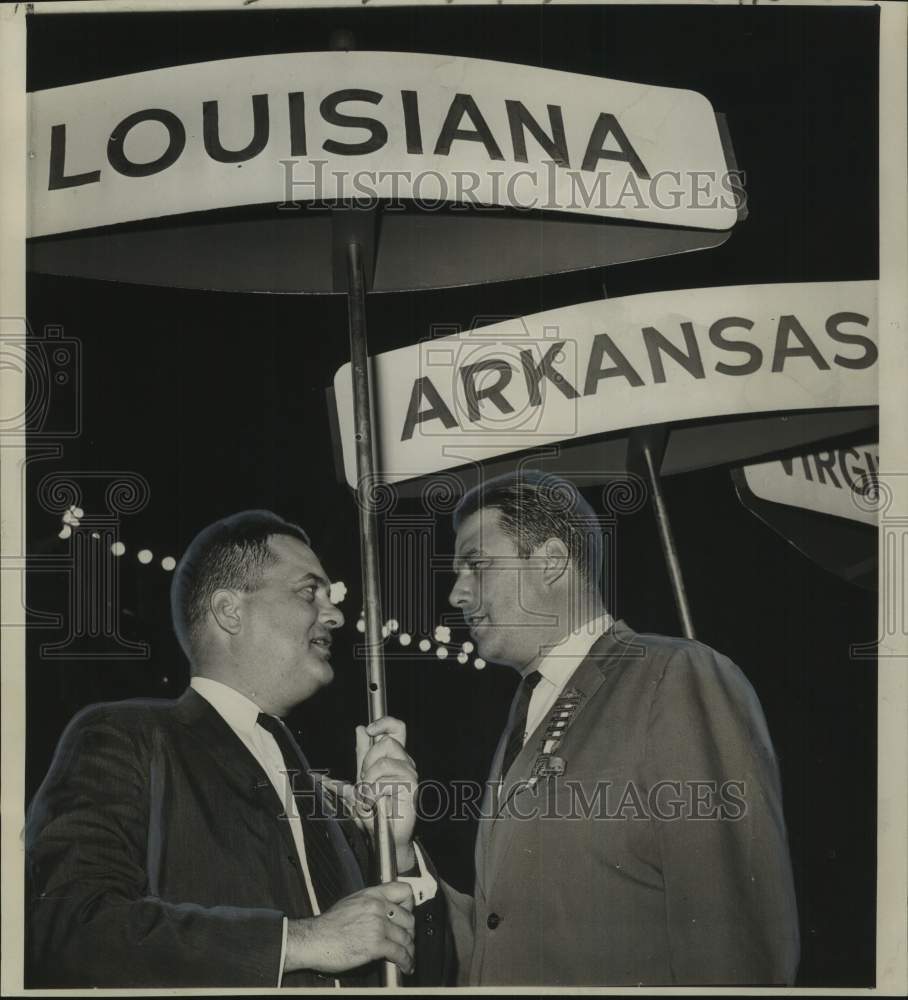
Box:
left=453, top=546, right=482, bottom=564
left=290, top=573, right=329, bottom=587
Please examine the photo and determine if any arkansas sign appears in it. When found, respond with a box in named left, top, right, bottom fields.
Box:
left=332, top=281, right=877, bottom=488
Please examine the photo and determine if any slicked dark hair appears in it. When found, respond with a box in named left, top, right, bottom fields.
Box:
left=170, top=510, right=310, bottom=660
left=452, top=470, right=603, bottom=591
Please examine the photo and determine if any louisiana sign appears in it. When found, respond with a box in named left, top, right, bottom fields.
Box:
left=29, top=51, right=737, bottom=237
left=333, top=281, right=877, bottom=488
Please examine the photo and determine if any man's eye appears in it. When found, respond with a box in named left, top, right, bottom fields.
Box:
left=297, top=586, right=317, bottom=600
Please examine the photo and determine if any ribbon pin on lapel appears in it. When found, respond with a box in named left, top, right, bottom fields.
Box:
left=531, top=687, right=584, bottom=779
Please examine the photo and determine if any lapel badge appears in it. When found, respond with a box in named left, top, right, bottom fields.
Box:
left=532, top=687, right=584, bottom=775
left=533, top=755, right=566, bottom=778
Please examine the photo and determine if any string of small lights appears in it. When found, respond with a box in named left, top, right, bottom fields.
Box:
left=55, top=506, right=488, bottom=669
left=355, top=613, right=486, bottom=670
left=58, top=505, right=177, bottom=571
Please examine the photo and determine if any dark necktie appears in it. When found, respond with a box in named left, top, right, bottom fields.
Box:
left=256, top=712, right=360, bottom=914
left=499, top=670, right=543, bottom=780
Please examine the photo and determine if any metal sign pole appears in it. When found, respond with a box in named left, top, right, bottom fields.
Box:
left=345, top=239, right=400, bottom=988
left=629, top=425, right=696, bottom=640
left=601, top=283, right=695, bottom=640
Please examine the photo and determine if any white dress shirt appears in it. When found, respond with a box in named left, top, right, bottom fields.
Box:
left=190, top=677, right=435, bottom=987
left=524, top=612, right=615, bottom=744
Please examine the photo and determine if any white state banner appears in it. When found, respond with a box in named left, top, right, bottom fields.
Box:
left=743, top=443, right=879, bottom=525
left=333, top=281, right=877, bottom=488
left=29, top=51, right=735, bottom=237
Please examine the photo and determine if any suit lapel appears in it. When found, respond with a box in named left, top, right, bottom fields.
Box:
left=175, top=688, right=368, bottom=899
left=477, top=668, right=538, bottom=886
left=173, top=689, right=305, bottom=878
left=271, top=721, right=365, bottom=895
left=482, top=621, right=638, bottom=894
left=476, top=728, right=508, bottom=889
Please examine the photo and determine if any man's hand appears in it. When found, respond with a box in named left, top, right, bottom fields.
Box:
left=357, top=716, right=419, bottom=872
left=323, top=716, right=419, bottom=872
left=284, top=882, right=415, bottom=976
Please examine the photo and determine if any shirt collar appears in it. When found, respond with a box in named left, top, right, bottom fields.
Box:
left=190, top=676, right=264, bottom=738
left=535, top=612, right=615, bottom=689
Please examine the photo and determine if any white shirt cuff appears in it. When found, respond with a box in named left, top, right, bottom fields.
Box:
left=277, top=915, right=288, bottom=986
left=398, top=841, right=437, bottom=905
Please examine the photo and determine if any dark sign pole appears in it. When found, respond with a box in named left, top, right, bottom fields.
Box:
left=629, top=425, right=696, bottom=639
left=343, top=233, right=400, bottom=989
left=332, top=26, right=397, bottom=983
left=601, top=285, right=696, bottom=639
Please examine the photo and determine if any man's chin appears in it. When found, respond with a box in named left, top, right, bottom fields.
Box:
left=303, top=655, right=334, bottom=686
left=474, top=635, right=526, bottom=670
left=475, top=639, right=502, bottom=666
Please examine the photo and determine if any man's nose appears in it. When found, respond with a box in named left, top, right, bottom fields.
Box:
left=321, top=600, right=345, bottom=630
left=448, top=575, right=473, bottom=610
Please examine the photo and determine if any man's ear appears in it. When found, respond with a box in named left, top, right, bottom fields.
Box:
left=541, top=537, right=570, bottom=587
left=210, top=589, right=243, bottom=637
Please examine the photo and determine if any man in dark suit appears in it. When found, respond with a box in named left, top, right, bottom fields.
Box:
left=441, top=471, right=800, bottom=986
left=26, top=510, right=450, bottom=988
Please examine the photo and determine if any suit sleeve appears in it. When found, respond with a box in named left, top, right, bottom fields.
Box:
left=640, top=645, right=800, bottom=986
left=396, top=841, right=457, bottom=986
left=25, top=709, right=284, bottom=988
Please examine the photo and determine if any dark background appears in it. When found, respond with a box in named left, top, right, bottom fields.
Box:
left=25, top=4, right=878, bottom=987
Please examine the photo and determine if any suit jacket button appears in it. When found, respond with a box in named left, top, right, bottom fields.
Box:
left=487, top=912, right=501, bottom=930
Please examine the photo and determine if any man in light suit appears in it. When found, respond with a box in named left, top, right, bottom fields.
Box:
left=26, top=510, right=451, bottom=988
left=441, top=471, right=799, bottom=986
